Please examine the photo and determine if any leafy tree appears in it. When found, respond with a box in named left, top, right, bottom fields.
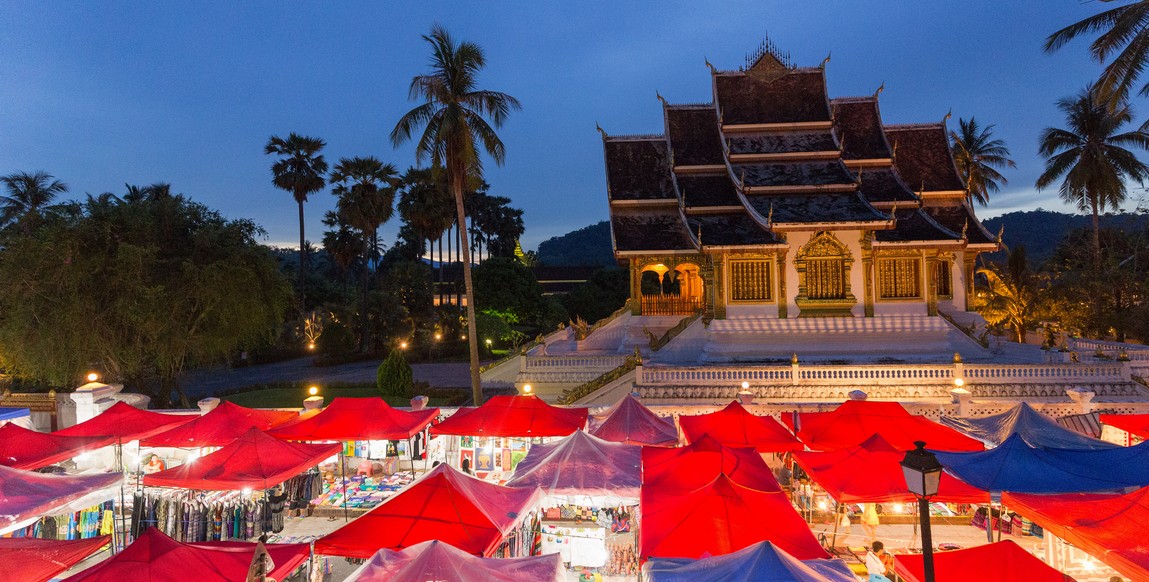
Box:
left=265, top=133, right=328, bottom=312
left=396, top=166, right=454, bottom=301
left=1045, top=1, right=1149, bottom=106
left=472, top=257, right=545, bottom=321
left=976, top=245, right=1043, bottom=343
left=466, top=190, right=524, bottom=259
left=0, top=171, right=68, bottom=233
left=1045, top=225, right=1149, bottom=341
left=377, top=348, right=413, bottom=398
left=380, top=261, right=435, bottom=328
left=561, top=268, right=629, bottom=323
left=949, top=118, right=1015, bottom=206
left=1036, top=85, right=1149, bottom=266
left=391, top=25, right=521, bottom=404
left=0, top=191, right=291, bottom=405
left=321, top=210, right=365, bottom=288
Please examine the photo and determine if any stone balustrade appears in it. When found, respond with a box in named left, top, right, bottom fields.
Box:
left=522, top=354, right=629, bottom=371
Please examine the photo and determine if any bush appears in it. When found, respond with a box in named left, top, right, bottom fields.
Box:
left=377, top=349, right=413, bottom=397
left=318, top=320, right=357, bottom=355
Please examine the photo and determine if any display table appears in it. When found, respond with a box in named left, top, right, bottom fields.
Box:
left=539, top=521, right=608, bottom=568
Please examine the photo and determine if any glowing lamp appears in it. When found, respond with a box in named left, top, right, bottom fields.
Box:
left=522, top=384, right=533, bottom=394
left=400, top=341, right=408, bottom=349
left=434, top=333, right=442, bottom=341
left=86, top=372, right=99, bottom=382
left=740, top=381, right=750, bottom=390
left=953, top=378, right=965, bottom=388
left=308, top=386, right=319, bottom=396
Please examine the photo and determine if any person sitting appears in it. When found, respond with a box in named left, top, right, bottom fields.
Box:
left=865, top=541, right=892, bottom=582
left=143, top=454, right=166, bottom=474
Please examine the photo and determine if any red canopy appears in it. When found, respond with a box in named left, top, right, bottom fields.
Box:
left=141, top=401, right=298, bottom=448
left=0, top=424, right=115, bottom=470
left=680, top=401, right=803, bottom=452
left=587, top=394, right=679, bottom=447
left=1100, top=413, right=1149, bottom=440
left=786, top=400, right=984, bottom=451
left=429, top=395, right=587, bottom=438
left=0, top=465, right=123, bottom=534
left=62, top=528, right=310, bottom=582
left=315, top=463, right=542, bottom=558
left=793, top=434, right=988, bottom=504
left=1005, top=488, right=1149, bottom=582
left=143, top=427, right=339, bottom=490
left=55, top=402, right=194, bottom=442
left=267, top=397, right=438, bottom=441
left=642, top=435, right=780, bottom=493
left=0, top=536, right=111, bottom=582
left=894, top=540, right=1074, bottom=582
left=641, top=472, right=827, bottom=561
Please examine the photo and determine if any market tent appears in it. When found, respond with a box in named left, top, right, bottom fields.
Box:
left=1100, top=413, right=1149, bottom=440
left=642, top=540, right=856, bottom=582
left=505, top=430, right=641, bottom=506
left=346, top=540, right=565, bottom=582
left=55, top=401, right=195, bottom=442
left=941, top=403, right=1115, bottom=449
left=679, top=401, right=803, bottom=452
left=642, top=435, right=780, bottom=493
left=141, top=400, right=298, bottom=448
left=429, top=394, right=587, bottom=438
left=933, top=433, right=1149, bottom=493
left=62, top=528, right=310, bottom=582
left=793, top=434, right=988, bottom=504
left=0, top=465, right=123, bottom=534
left=1005, top=488, right=1149, bottom=582
left=0, top=424, right=115, bottom=470
left=588, top=394, right=679, bottom=447
left=143, top=427, right=339, bottom=490
left=894, top=540, right=1074, bottom=582
left=266, top=397, right=439, bottom=441
left=641, top=473, right=826, bottom=560
left=786, top=400, right=984, bottom=452
left=315, top=463, right=542, bottom=558
left=0, top=536, right=112, bottom=582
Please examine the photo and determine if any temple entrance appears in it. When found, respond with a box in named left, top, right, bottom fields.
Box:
left=639, top=262, right=704, bottom=315
left=794, top=232, right=857, bottom=317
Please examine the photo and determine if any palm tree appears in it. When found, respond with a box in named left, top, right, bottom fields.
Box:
left=397, top=166, right=455, bottom=302
left=1035, top=85, right=1149, bottom=265
left=950, top=117, right=1015, bottom=206
left=265, top=133, right=328, bottom=312
left=977, top=245, right=1041, bottom=343
left=391, top=25, right=521, bottom=405
left=330, top=156, right=400, bottom=271
left=0, top=171, right=68, bottom=232
left=1045, top=2, right=1149, bottom=106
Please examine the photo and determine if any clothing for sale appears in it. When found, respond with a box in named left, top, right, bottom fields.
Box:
left=309, top=472, right=414, bottom=510
left=281, top=471, right=323, bottom=510
left=10, top=501, right=115, bottom=541
left=131, top=489, right=271, bottom=543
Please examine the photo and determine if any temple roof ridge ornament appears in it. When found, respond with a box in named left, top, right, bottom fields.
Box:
left=705, top=57, right=717, bottom=74
left=875, top=82, right=885, bottom=99
left=595, top=123, right=608, bottom=140
left=820, top=52, right=832, bottom=69
left=943, top=109, right=952, bottom=124
left=997, top=222, right=1005, bottom=244
left=961, top=218, right=969, bottom=241
left=656, top=91, right=668, bottom=107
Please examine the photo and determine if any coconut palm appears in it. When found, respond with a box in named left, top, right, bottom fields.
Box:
left=265, top=133, right=328, bottom=311
left=391, top=24, right=521, bottom=404
left=330, top=156, right=400, bottom=271
left=1045, top=1, right=1149, bottom=106
left=397, top=166, right=455, bottom=303
left=0, top=171, right=68, bottom=233
left=1035, top=85, right=1149, bottom=265
left=977, top=245, right=1041, bottom=344
left=950, top=117, right=1015, bottom=206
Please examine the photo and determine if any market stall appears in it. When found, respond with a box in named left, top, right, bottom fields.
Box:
left=0, top=536, right=112, bottom=582
left=266, top=396, right=438, bottom=442
left=643, top=435, right=780, bottom=492
left=0, top=465, right=123, bottom=535
left=894, top=540, right=1074, bottom=582
left=346, top=539, right=565, bottom=582
left=679, top=401, right=803, bottom=452
left=785, top=400, right=984, bottom=452
left=1099, top=412, right=1149, bottom=443
left=587, top=394, right=678, bottom=447
left=642, top=540, right=856, bottom=582
left=941, top=402, right=1115, bottom=449
left=54, top=402, right=194, bottom=442
left=140, top=400, right=297, bottom=448
left=0, top=423, right=115, bottom=470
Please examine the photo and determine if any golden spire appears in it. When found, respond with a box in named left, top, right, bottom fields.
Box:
left=874, top=82, right=885, bottom=99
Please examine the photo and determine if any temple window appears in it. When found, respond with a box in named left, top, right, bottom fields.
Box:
left=806, top=258, right=846, bottom=300
left=935, top=260, right=953, bottom=298
left=877, top=258, right=921, bottom=299
left=729, top=260, right=772, bottom=302
left=638, top=261, right=704, bottom=315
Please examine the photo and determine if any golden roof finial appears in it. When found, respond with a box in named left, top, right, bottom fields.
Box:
left=767, top=201, right=774, bottom=227
left=997, top=222, right=1005, bottom=243
left=961, top=218, right=969, bottom=240
left=697, top=223, right=703, bottom=246
left=890, top=200, right=898, bottom=220
left=595, top=123, right=608, bottom=140
left=820, top=52, right=832, bottom=69
left=943, top=108, right=952, bottom=124
left=704, top=57, right=716, bottom=74
left=656, top=91, right=668, bottom=107
left=874, top=82, right=885, bottom=99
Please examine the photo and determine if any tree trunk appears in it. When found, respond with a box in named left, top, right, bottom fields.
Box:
left=452, top=168, right=483, bottom=404
left=1091, top=196, right=1101, bottom=268
left=456, top=221, right=462, bottom=306
left=360, top=244, right=370, bottom=352
left=298, top=198, right=307, bottom=315
left=437, top=235, right=444, bottom=306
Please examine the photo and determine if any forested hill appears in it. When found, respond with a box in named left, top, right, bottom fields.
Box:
left=536, top=221, right=615, bottom=267
left=983, top=210, right=1149, bottom=266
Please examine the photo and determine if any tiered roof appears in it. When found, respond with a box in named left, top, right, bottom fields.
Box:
left=604, top=44, right=998, bottom=256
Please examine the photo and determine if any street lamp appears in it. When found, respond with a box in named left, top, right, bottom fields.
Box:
left=901, top=441, right=943, bottom=582
left=86, top=372, right=99, bottom=383
left=308, top=386, right=319, bottom=396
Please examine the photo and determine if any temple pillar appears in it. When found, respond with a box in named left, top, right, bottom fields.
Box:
left=628, top=259, right=641, bottom=315
left=861, top=232, right=874, bottom=318
left=963, top=253, right=976, bottom=312
left=776, top=252, right=788, bottom=319
left=925, top=250, right=939, bottom=316
left=703, top=253, right=722, bottom=319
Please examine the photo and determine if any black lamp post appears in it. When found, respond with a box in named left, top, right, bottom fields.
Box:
left=901, top=440, right=943, bottom=582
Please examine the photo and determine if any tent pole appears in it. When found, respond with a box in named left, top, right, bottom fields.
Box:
left=828, top=501, right=841, bottom=550
left=116, top=439, right=127, bottom=554
left=340, top=452, right=349, bottom=523
left=407, top=436, right=415, bottom=480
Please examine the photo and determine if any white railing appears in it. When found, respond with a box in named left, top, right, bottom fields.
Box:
left=523, top=355, right=628, bottom=371
left=963, top=363, right=1126, bottom=383
left=1069, top=337, right=1149, bottom=353
left=639, top=367, right=793, bottom=384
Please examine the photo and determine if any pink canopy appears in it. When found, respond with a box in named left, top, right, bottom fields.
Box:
left=0, top=536, right=112, bottom=582
left=316, top=464, right=542, bottom=558
left=680, top=401, right=803, bottom=452
left=505, top=430, right=641, bottom=505
left=429, top=395, right=587, bottom=438
left=141, top=401, right=298, bottom=448
left=62, top=528, right=310, bottom=582
left=55, top=401, right=194, bottom=442
left=0, top=424, right=115, bottom=470
left=643, top=435, right=781, bottom=493
left=894, top=540, right=1074, bottom=582
left=793, top=434, right=988, bottom=504
left=143, top=427, right=339, bottom=490
left=786, top=400, right=984, bottom=451
left=267, top=397, right=438, bottom=441
left=347, top=540, right=564, bottom=582
left=587, top=394, right=678, bottom=447
left=0, top=465, right=123, bottom=534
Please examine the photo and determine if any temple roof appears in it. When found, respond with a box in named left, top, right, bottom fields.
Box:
left=605, top=138, right=677, bottom=201
left=924, top=203, right=998, bottom=246
left=727, top=131, right=838, bottom=155
left=736, top=161, right=856, bottom=188
left=832, top=98, right=892, bottom=160
left=714, top=69, right=831, bottom=125
left=666, top=105, right=725, bottom=166
left=858, top=167, right=919, bottom=205
left=678, top=174, right=743, bottom=208
left=874, top=209, right=961, bottom=243
left=611, top=209, right=697, bottom=253
left=688, top=213, right=781, bottom=246
left=743, top=192, right=887, bottom=225
left=885, top=124, right=965, bottom=192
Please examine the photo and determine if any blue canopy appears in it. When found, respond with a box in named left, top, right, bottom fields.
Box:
left=0, top=408, right=29, bottom=423
left=940, top=403, right=1115, bottom=449
left=934, top=433, right=1149, bottom=494
left=642, top=540, right=855, bottom=582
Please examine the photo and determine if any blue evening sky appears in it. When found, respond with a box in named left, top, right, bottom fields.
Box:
left=0, top=2, right=1131, bottom=251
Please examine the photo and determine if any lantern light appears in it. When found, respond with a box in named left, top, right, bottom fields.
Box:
left=86, top=372, right=99, bottom=383
left=522, top=384, right=533, bottom=394
left=308, top=386, right=319, bottom=396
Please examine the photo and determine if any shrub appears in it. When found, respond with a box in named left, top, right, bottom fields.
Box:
left=377, top=349, right=413, bottom=397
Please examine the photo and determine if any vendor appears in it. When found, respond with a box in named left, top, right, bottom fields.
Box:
left=143, top=454, right=166, bottom=474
